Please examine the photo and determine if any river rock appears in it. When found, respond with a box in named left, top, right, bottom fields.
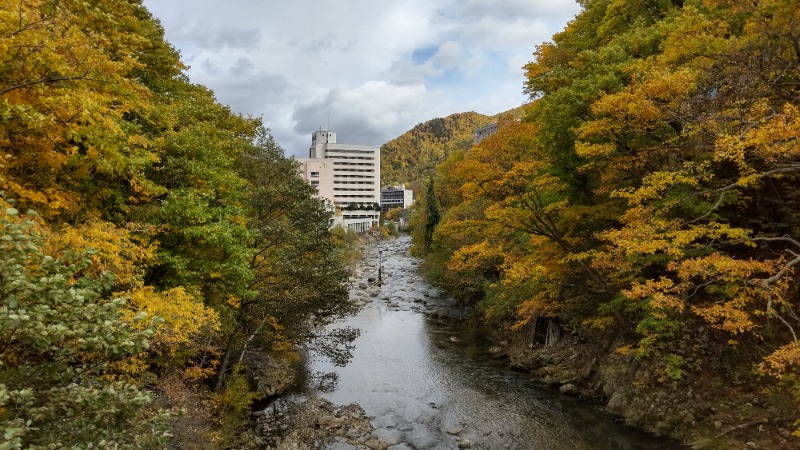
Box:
left=317, top=415, right=341, bottom=427
left=509, top=359, right=531, bottom=372
left=242, top=351, right=297, bottom=397
left=488, top=346, right=505, bottom=358
left=257, top=398, right=373, bottom=449
left=446, top=427, right=463, bottom=435
left=359, top=282, right=368, bottom=289
left=364, top=438, right=389, bottom=450
left=606, top=390, right=630, bottom=413
left=559, top=383, right=579, bottom=396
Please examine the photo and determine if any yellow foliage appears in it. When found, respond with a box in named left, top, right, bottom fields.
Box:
left=123, top=286, right=220, bottom=358
left=226, top=295, right=242, bottom=308
left=0, top=0, right=154, bottom=219
left=716, top=102, right=800, bottom=172
left=575, top=142, right=616, bottom=158
left=514, top=293, right=560, bottom=329
left=44, top=221, right=155, bottom=287
left=617, top=171, right=700, bottom=206
left=615, top=344, right=634, bottom=356
left=448, top=240, right=503, bottom=274
left=758, top=342, right=800, bottom=379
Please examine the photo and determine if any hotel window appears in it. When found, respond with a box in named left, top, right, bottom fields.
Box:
left=310, top=171, right=319, bottom=177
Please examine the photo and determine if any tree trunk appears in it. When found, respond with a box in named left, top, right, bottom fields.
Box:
left=214, top=340, right=236, bottom=392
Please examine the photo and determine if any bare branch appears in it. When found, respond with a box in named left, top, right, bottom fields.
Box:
left=770, top=309, right=798, bottom=343
left=678, top=165, right=800, bottom=219
left=1, top=74, right=93, bottom=96
left=751, top=235, right=800, bottom=250
left=688, top=191, right=725, bottom=224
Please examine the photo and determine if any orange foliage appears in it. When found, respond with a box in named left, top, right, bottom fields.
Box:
left=0, top=0, right=156, bottom=219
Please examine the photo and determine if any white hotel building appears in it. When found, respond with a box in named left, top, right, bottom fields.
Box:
left=297, top=130, right=380, bottom=232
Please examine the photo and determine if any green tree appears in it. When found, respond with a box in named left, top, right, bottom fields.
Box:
left=423, top=178, right=441, bottom=254
left=0, top=201, right=168, bottom=448
left=214, top=129, right=354, bottom=386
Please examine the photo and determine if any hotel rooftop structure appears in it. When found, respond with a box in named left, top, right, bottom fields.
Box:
left=297, top=130, right=380, bottom=232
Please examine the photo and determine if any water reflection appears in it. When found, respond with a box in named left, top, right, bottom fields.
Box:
left=307, top=236, right=674, bottom=450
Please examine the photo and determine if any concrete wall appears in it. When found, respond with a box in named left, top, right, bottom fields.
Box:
left=297, top=158, right=335, bottom=202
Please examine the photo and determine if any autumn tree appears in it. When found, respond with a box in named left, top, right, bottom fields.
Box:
left=2, top=1, right=357, bottom=443
left=213, top=128, right=354, bottom=386
left=381, top=112, right=491, bottom=187
left=0, top=0, right=165, bottom=221
left=0, top=200, right=170, bottom=448
left=425, top=0, right=800, bottom=387
left=576, top=0, right=800, bottom=375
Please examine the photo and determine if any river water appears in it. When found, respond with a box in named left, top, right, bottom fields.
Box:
left=305, top=235, right=675, bottom=450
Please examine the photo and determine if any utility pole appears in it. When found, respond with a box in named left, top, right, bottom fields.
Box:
left=378, top=250, right=383, bottom=286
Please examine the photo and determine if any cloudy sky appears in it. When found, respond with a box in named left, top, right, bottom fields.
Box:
left=142, top=0, right=581, bottom=157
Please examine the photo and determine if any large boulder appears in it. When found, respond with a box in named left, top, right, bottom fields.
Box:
left=243, top=351, right=298, bottom=397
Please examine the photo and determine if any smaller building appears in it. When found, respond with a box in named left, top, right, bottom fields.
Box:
left=380, top=184, right=414, bottom=214
left=473, top=122, right=498, bottom=144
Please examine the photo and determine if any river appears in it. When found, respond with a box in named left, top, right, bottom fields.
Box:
left=304, top=235, right=675, bottom=450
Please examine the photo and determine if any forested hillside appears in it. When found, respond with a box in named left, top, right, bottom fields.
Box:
left=414, top=0, right=800, bottom=443
left=380, top=112, right=491, bottom=189
left=0, top=1, right=353, bottom=447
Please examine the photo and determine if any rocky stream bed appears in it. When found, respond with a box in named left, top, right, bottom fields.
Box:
left=248, top=234, right=799, bottom=450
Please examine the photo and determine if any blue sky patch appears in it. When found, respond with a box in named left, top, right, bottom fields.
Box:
left=412, top=46, right=438, bottom=64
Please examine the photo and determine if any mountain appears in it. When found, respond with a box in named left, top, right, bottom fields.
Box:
left=380, top=106, right=529, bottom=192
left=380, top=111, right=492, bottom=189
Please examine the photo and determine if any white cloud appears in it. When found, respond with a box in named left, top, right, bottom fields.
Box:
left=292, top=81, right=432, bottom=146
left=143, top=0, right=581, bottom=157
left=430, top=41, right=465, bottom=69
left=458, top=0, right=580, bottom=21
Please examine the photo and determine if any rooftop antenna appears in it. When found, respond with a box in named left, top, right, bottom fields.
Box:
left=327, top=115, right=330, bottom=131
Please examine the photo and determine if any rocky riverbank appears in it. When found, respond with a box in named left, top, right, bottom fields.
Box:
left=483, top=324, right=799, bottom=449
left=255, top=397, right=384, bottom=450
left=251, top=232, right=389, bottom=450
left=253, top=233, right=797, bottom=449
